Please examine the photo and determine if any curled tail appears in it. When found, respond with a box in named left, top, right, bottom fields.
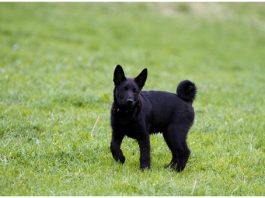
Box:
left=177, top=80, right=197, bottom=103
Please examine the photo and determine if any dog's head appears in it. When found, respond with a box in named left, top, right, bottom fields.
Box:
left=113, top=65, right=147, bottom=109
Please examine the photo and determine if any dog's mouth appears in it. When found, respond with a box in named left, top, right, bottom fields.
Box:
left=123, top=99, right=135, bottom=108
left=118, top=100, right=137, bottom=112
left=124, top=102, right=135, bottom=109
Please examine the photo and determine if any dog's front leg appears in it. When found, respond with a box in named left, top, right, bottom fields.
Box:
left=110, top=132, right=125, bottom=163
left=137, top=135, right=151, bottom=170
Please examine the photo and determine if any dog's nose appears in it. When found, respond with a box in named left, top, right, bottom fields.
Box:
left=126, top=99, right=133, bottom=105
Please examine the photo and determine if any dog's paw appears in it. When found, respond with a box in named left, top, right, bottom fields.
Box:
left=113, top=154, right=125, bottom=164
left=176, top=165, right=185, bottom=172
left=140, top=166, right=150, bottom=171
left=140, top=163, right=150, bottom=171
left=118, top=155, right=125, bottom=164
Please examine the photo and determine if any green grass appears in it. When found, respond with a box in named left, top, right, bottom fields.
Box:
left=0, top=2, right=265, bottom=195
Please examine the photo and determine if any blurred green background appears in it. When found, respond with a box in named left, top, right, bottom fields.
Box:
left=0, top=3, right=264, bottom=195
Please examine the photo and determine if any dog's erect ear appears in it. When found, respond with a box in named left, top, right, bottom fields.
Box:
left=135, top=68, right=147, bottom=89
left=113, top=65, right=126, bottom=85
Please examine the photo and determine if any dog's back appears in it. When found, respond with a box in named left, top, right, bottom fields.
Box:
left=140, top=81, right=196, bottom=133
left=141, top=89, right=195, bottom=134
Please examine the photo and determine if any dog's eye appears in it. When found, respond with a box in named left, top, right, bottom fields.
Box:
left=124, top=86, right=128, bottom=91
left=132, top=88, right=137, bottom=93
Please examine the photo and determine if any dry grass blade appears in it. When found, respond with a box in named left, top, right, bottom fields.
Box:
left=91, top=116, right=100, bottom=137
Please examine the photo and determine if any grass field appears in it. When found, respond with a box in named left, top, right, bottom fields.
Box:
left=0, top=3, right=265, bottom=195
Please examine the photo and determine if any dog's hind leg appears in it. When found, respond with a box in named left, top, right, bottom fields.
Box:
left=163, top=132, right=177, bottom=168
left=163, top=124, right=190, bottom=172
left=177, top=140, right=190, bottom=172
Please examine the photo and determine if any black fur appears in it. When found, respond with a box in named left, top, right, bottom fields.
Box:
left=110, top=65, right=196, bottom=172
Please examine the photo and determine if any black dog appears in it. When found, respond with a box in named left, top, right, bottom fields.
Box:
left=110, top=65, right=196, bottom=172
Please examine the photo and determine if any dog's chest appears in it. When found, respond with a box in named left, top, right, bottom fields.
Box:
left=112, top=115, right=144, bottom=139
left=124, top=127, right=142, bottom=139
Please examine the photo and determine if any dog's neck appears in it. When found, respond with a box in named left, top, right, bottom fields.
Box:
left=112, top=99, right=141, bottom=118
